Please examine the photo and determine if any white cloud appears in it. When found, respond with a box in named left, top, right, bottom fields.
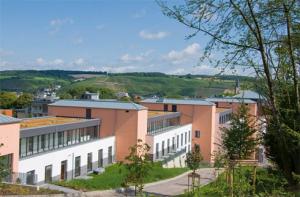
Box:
left=101, top=65, right=136, bottom=73
left=168, top=68, right=186, bottom=75
left=139, top=30, right=169, bottom=40
left=120, top=54, right=143, bottom=63
left=73, top=58, right=85, bottom=65
left=52, top=58, right=64, bottom=65
left=164, top=43, right=201, bottom=64
left=0, top=48, right=14, bottom=57
left=49, top=17, right=74, bottom=34
left=36, top=57, right=46, bottom=65
left=120, top=50, right=154, bottom=63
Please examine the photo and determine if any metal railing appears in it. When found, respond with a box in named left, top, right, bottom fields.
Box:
left=3, top=172, right=38, bottom=185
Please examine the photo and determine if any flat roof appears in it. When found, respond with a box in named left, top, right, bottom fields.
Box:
left=206, top=97, right=256, bottom=104
left=0, top=114, right=20, bottom=125
left=148, top=111, right=178, bottom=118
left=141, top=98, right=214, bottom=106
left=49, top=100, right=147, bottom=110
left=216, top=108, right=232, bottom=113
left=20, top=116, right=83, bottom=129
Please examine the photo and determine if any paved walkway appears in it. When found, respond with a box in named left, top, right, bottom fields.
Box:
left=143, top=168, right=216, bottom=196
left=36, top=168, right=218, bottom=197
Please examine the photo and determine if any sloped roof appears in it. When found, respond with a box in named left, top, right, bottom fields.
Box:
left=49, top=99, right=147, bottom=110
left=0, top=114, right=20, bottom=125
left=206, top=97, right=256, bottom=104
left=234, top=90, right=265, bottom=100
left=141, top=98, right=214, bottom=106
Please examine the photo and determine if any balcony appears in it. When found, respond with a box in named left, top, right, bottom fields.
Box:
left=154, top=147, right=186, bottom=164
left=147, top=111, right=181, bottom=135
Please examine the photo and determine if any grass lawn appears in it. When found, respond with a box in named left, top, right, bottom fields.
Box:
left=55, top=163, right=189, bottom=191
left=180, top=167, right=300, bottom=197
left=0, top=183, right=62, bottom=195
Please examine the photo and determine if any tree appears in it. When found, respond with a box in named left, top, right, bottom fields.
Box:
left=122, top=139, right=153, bottom=196
left=14, top=93, right=33, bottom=109
left=158, top=0, right=300, bottom=187
left=185, top=145, right=203, bottom=174
left=0, top=92, right=17, bottom=109
left=221, top=104, right=258, bottom=160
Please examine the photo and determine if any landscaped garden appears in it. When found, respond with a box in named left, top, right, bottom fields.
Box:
left=181, top=166, right=300, bottom=197
left=0, top=183, right=62, bottom=195
left=55, top=162, right=189, bottom=191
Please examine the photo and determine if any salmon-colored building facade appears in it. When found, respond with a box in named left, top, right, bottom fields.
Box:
left=0, top=114, right=20, bottom=173
left=48, top=100, right=148, bottom=161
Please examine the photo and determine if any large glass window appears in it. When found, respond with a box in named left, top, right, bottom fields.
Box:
left=108, top=146, right=113, bottom=164
left=98, top=149, right=103, bottom=167
left=176, top=135, right=179, bottom=148
left=75, top=156, right=81, bottom=177
left=185, top=132, right=187, bottom=145
left=162, top=141, right=165, bottom=156
left=172, top=137, right=175, bottom=150
left=87, top=153, right=93, bottom=172
left=181, top=133, right=183, bottom=146
left=167, top=139, right=170, bottom=153
left=156, top=143, right=159, bottom=159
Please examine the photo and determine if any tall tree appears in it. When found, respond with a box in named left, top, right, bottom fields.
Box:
left=221, top=104, right=257, bottom=160
left=158, top=0, right=300, bottom=186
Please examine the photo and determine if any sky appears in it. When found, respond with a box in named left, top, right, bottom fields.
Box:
left=0, top=0, right=244, bottom=75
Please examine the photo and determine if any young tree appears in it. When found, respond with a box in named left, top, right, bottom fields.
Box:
left=0, top=92, right=17, bottom=109
left=122, top=139, right=153, bottom=196
left=185, top=145, right=203, bottom=174
left=158, top=0, right=300, bottom=186
left=221, top=104, right=257, bottom=161
left=14, top=93, right=33, bottom=109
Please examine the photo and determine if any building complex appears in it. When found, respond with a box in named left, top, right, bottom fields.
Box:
left=0, top=96, right=259, bottom=185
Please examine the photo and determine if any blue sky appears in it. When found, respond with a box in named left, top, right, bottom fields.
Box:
left=0, top=0, right=234, bottom=75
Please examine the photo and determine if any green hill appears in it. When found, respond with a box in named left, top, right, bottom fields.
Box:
left=0, top=70, right=252, bottom=98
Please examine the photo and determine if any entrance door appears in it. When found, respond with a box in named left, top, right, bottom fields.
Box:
left=61, top=160, right=67, bottom=180
left=26, top=170, right=35, bottom=185
left=45, top=165, right=52, bottom=183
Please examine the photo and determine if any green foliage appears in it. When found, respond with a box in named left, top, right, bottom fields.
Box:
left=181, top=167, right=296, bottom=197
left=55, top=163, right=188, bottom=191
left=0, top=183, right=62, bottom=195
left=13, top=93, right=33, bottom=109
left=221, top=104, right=258, bottom=160
left=0, top=143, right=9, bottom=182
left=185, top=145, right=203, bottom=173
left=0, top=92, right=17, bottom=109
left=121, top=139, right=153, bottom=195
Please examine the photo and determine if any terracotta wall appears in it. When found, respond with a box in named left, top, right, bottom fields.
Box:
left=141, top=103, right=216, bottom=162
left=0, top=109, right=13, bottom=117
left=48, top=106, right=148, bottom=161
left=0, top=123, right=20, bottom=172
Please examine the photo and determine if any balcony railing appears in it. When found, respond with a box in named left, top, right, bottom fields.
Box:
left=147, top=112, right=181, bottom=135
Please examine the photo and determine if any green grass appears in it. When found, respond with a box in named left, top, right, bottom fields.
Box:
left=180, top=167, right=300, bottom=197
left=55, top=163, right=188, bottom=191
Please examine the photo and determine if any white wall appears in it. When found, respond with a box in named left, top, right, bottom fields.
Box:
left=146, top=124, right=192, bottom=158
left=19, top=136, right=115, bottom=183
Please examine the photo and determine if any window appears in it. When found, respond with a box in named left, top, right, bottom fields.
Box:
left=75, top=156, right=81, bottom=177
left=108, top=146, right=113, bottom=164
left=177, top=135, right=179, bottom=148
left=181, top=133, right=183, bottom=146
left=27, top=137, right=33, bottom=155
left=86, top=108, right=92, bottom=119
left=188, top=130, right=191, bottom=142
left=172, top=137, right=175, bottom=150
left=164, top=104, right=168, bottom=111
left=45, top=165, right=52, bottom=183
left=188, top=145, right=191, bottom=152
left=67, top=130, right=72, bottom=145
left=87, top=153, right=93, bottom=172
left=172, top=105, right=177, bottom=112
left=185, top=132, right=187, bottom=145
left=0, top=154, right=12, bottom=173
left=58, top=132, right=64, bottom=147
left=162, top=141, right=165, bottom=156
left=195, top=130, right=201, bottom=138
left=167, top=139, right=170, bottom=153
left=156, top=143, right=159, bottom=159
left=26, top=170, right=35, bottom=185
left=98, top=149, right=103, bottom=167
